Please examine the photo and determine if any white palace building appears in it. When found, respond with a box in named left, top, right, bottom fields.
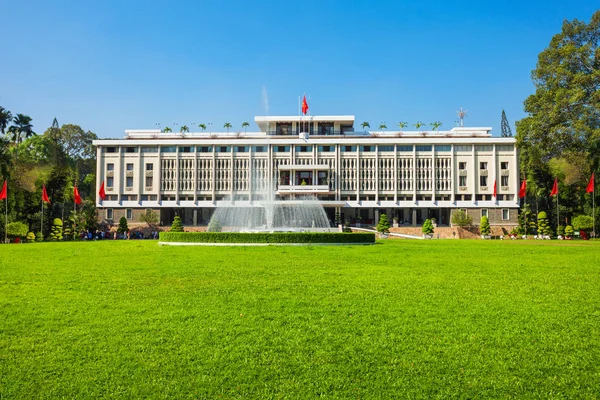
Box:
left=93, top=115, right=519, bottom=229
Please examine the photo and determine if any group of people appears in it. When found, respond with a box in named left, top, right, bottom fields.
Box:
left=79, top=230, right=160, bottom=240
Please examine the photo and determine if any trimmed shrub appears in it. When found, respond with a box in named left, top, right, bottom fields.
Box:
left=159, top=232, right=375, bottom=244
left=36, top=231, right=44, bottom=242
left=117, top=217, right=129, bottom=234
left=26, top=232, right=36, bottom=243
left=376, top=214, right=390, bottom=234
left=537, top=211, right=551, bottom=236
left=451, top=210, right=473, bottom=227
left=49, top=218, right=63, bottom=241
left=479, top=216, right=491, bottom=236
left=557, top=225, right=565, bottom=236
left=170, top=216, right=184, bottom=232
left=572, top=215, right=593, bottom=231
left=422, top=219, right=434, bottom=235
left=6, top=222, right=28, bottom=239
left=565, top=225, right=574, bottom=238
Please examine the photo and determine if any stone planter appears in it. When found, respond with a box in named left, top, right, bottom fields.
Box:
left=393, top=220, right=399, bottom=228
left=379, top=233, right=389, bottom=239
left=481, top=235, right=491, bottom=239
left=423, top=234, right=433, bottom=239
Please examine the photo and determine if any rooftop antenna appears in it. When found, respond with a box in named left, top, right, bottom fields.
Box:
left=456, top=107, right=468, bottom=127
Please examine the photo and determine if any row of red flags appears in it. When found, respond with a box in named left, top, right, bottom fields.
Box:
left=0, top=173, right=595, bottom=203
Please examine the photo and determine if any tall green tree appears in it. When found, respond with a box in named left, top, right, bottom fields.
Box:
left=241, top=122, right=250, bottom=133
left=361, top=122, right=370, bottom=131
left=7, top=114, right=35, bottom=162
left=0, top=106, right=12, bottom=134
left=223, top=122, right=232, bottom=133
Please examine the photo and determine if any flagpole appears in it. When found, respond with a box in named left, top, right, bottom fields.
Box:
left=4, top=197, right=6, bottom=244
left=556, top=191, right=559, bottom=231
left=594, top=185, right=596, bottom=238
left=41, top=198, right=44, bottom=240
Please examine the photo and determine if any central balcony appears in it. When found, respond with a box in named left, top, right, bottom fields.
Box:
left=276, top=184, right=331, bottom=195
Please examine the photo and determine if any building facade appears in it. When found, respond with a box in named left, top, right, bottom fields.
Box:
left=93, top=115, right=519, bottom=229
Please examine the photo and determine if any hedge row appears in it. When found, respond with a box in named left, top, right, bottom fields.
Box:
left=159, top=232, right=375, bottom=244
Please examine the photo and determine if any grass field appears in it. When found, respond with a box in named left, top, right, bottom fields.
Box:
left=1, top=240, right=600, bottom=399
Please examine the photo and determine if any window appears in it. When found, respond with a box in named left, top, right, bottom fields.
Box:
left=416, top=145, right=432, bottom=152
left=179, top=146, right=193, bottom=153
left=123, top=147, right=137, bottom=153
left=501, top=175, right=509, bottom=186
left=480, top=176, right=488, bottom=187
left=145, top=176, right=153, bottom=187
left=107, top=176, right=114, bottom=188
left=197, top=146, right=213, bottom=153
left=481, top=209, right=488, bottom=218
left=502, top=209, right=510, bottom=220
left=107, top=163, right=114, bottom=171
left=476, top=145, right=493, bottom=152
left=126, top=209, right=133, bottom=219
left=276, top=122, right=293, bottom=135
left=104, top=147, right=118, bottom=153
left=497, top=145, right=514, bottom=152
left=454, top=145, right=471, bottom=152
left=360, top=146, right=374, bottom=152
left=341, top=146, right=356, bottom=152
left=295, top=146, right=312, bottom=152
left=501, top=162, right=509, bottom=170
left=378, top=145, right=394, bottom=152
left=480, top=162, right=487, bottom=170
left=141, top=195, right=157, bottom=201
left=235, top=146, right=249, bottom=153
left=459, top=176, right=467, bottom=186
left=146, top=163, right=153, bottom=171
left=141, top=146, right=158, bottom=153
left=126, top=163, right=134, bottom=171
left=126, top=177, right=133, bottom=187
left=216, top=146, right=231, bottom=153
left=459, top=162, right=466, bottom=170
left=318, top=146, right=334, bottom=152
left=398, top=145, right=413, bottom=152
left=107, top=195, right=118, bottom=201
left=161, top=146, right=176, bottom=153
left=106, top=209, right=113, bottom=220
left=253, top=146, right=267, bottom=153
left=436, top=145, right=451, bottom=152
left=273, top=146, right=290, bottom=152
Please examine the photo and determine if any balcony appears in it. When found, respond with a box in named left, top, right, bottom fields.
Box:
left=276, top=184, right=331, bottom=195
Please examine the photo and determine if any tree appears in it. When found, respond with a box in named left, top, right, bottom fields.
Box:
left=430, top=121, right=442, bottom=131
left=376, top=213, right=390, bottom=234
left=398, top=121, right=408, bottom=131
left=48, top=218, right=63, bottom=241
left=242, top=122, right=250, bottom=133
left=163, top=127, right=172, bottom=133
left=199, top=124, right=207, bottom=132
left=422, top=219, right=434, bottom=235
left=180, top=125, right=189, bottom=133
left=139, top=210, right=159, bottom=228
left=6, top=221, right=28, bottom=239
left=378, top=123, right=387, bottom=132
left=501, top=109, right=513, bottom=137
left=171, top=215, right=184, bottom=232
left=7, top=114, right=35, bottom=162
left=223, top=123, right=232, bottom=133
left=361, top=122, right=370, bottom=131
left=26, top=232, right=36, bottom=243
left=0, top=106, right=12, bottom=134
left=451, top=209, right=473, bottom=227
left=479, top=215, right=491, bottom=236
left=413, top=121, right=425, bottom=131
left=565, top=225, right=575, bottom=238
left=572, top=215, right=594, bottom=231
left=117, top=216, right=128, bottom=234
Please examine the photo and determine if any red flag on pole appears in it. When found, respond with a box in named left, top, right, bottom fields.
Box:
left=493, top=180, right=497, bottom=198
left=586, top=173, right=595, bottom=193
left=301, top=95, right=309, bottom=115
left=42, top=184, right=50, bottom=203
left=550, top=178, right=558, bottom=197
left=74, top=186, right=82, bottom=205
left=98, top=181, right=106, bottom=201
left=0, top=180, right=6, bottom=200
left=518, top=180, right=527, bottom=198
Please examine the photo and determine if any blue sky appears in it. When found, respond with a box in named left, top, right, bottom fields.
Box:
left=0, top=0, right=597, bottom=138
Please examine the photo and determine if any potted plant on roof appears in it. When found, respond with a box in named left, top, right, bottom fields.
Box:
left=392, top=215, right=399, bottom=228
left=422, top=218, right=434, bottom=239
left=480, top=215, right=491, bottom=239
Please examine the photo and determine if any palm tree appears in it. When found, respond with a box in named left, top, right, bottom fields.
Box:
left=163, top=127, right=172, bottom=133
left=0, top=106, right=12, bottom=134
left=241, top=121, right=250, bottom=133
left=199, top=123, right=207, bottom=132
left=398, top=121, right=408, bottom=132
left=361, top=121, right=370, bottom=131
left=8, top=114, right=35, bottom=162
left=378, top=123, right=387, bottom=132
left=413, top=121, right=425, bottom=131
left=180, top=125, right=189, bottom=133
left=430, top=121, right=442, bottom=131
left=224, top=122, right=232, bottom=133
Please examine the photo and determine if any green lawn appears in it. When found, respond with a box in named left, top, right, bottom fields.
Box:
left=1, top=240, right=600, bottom=399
